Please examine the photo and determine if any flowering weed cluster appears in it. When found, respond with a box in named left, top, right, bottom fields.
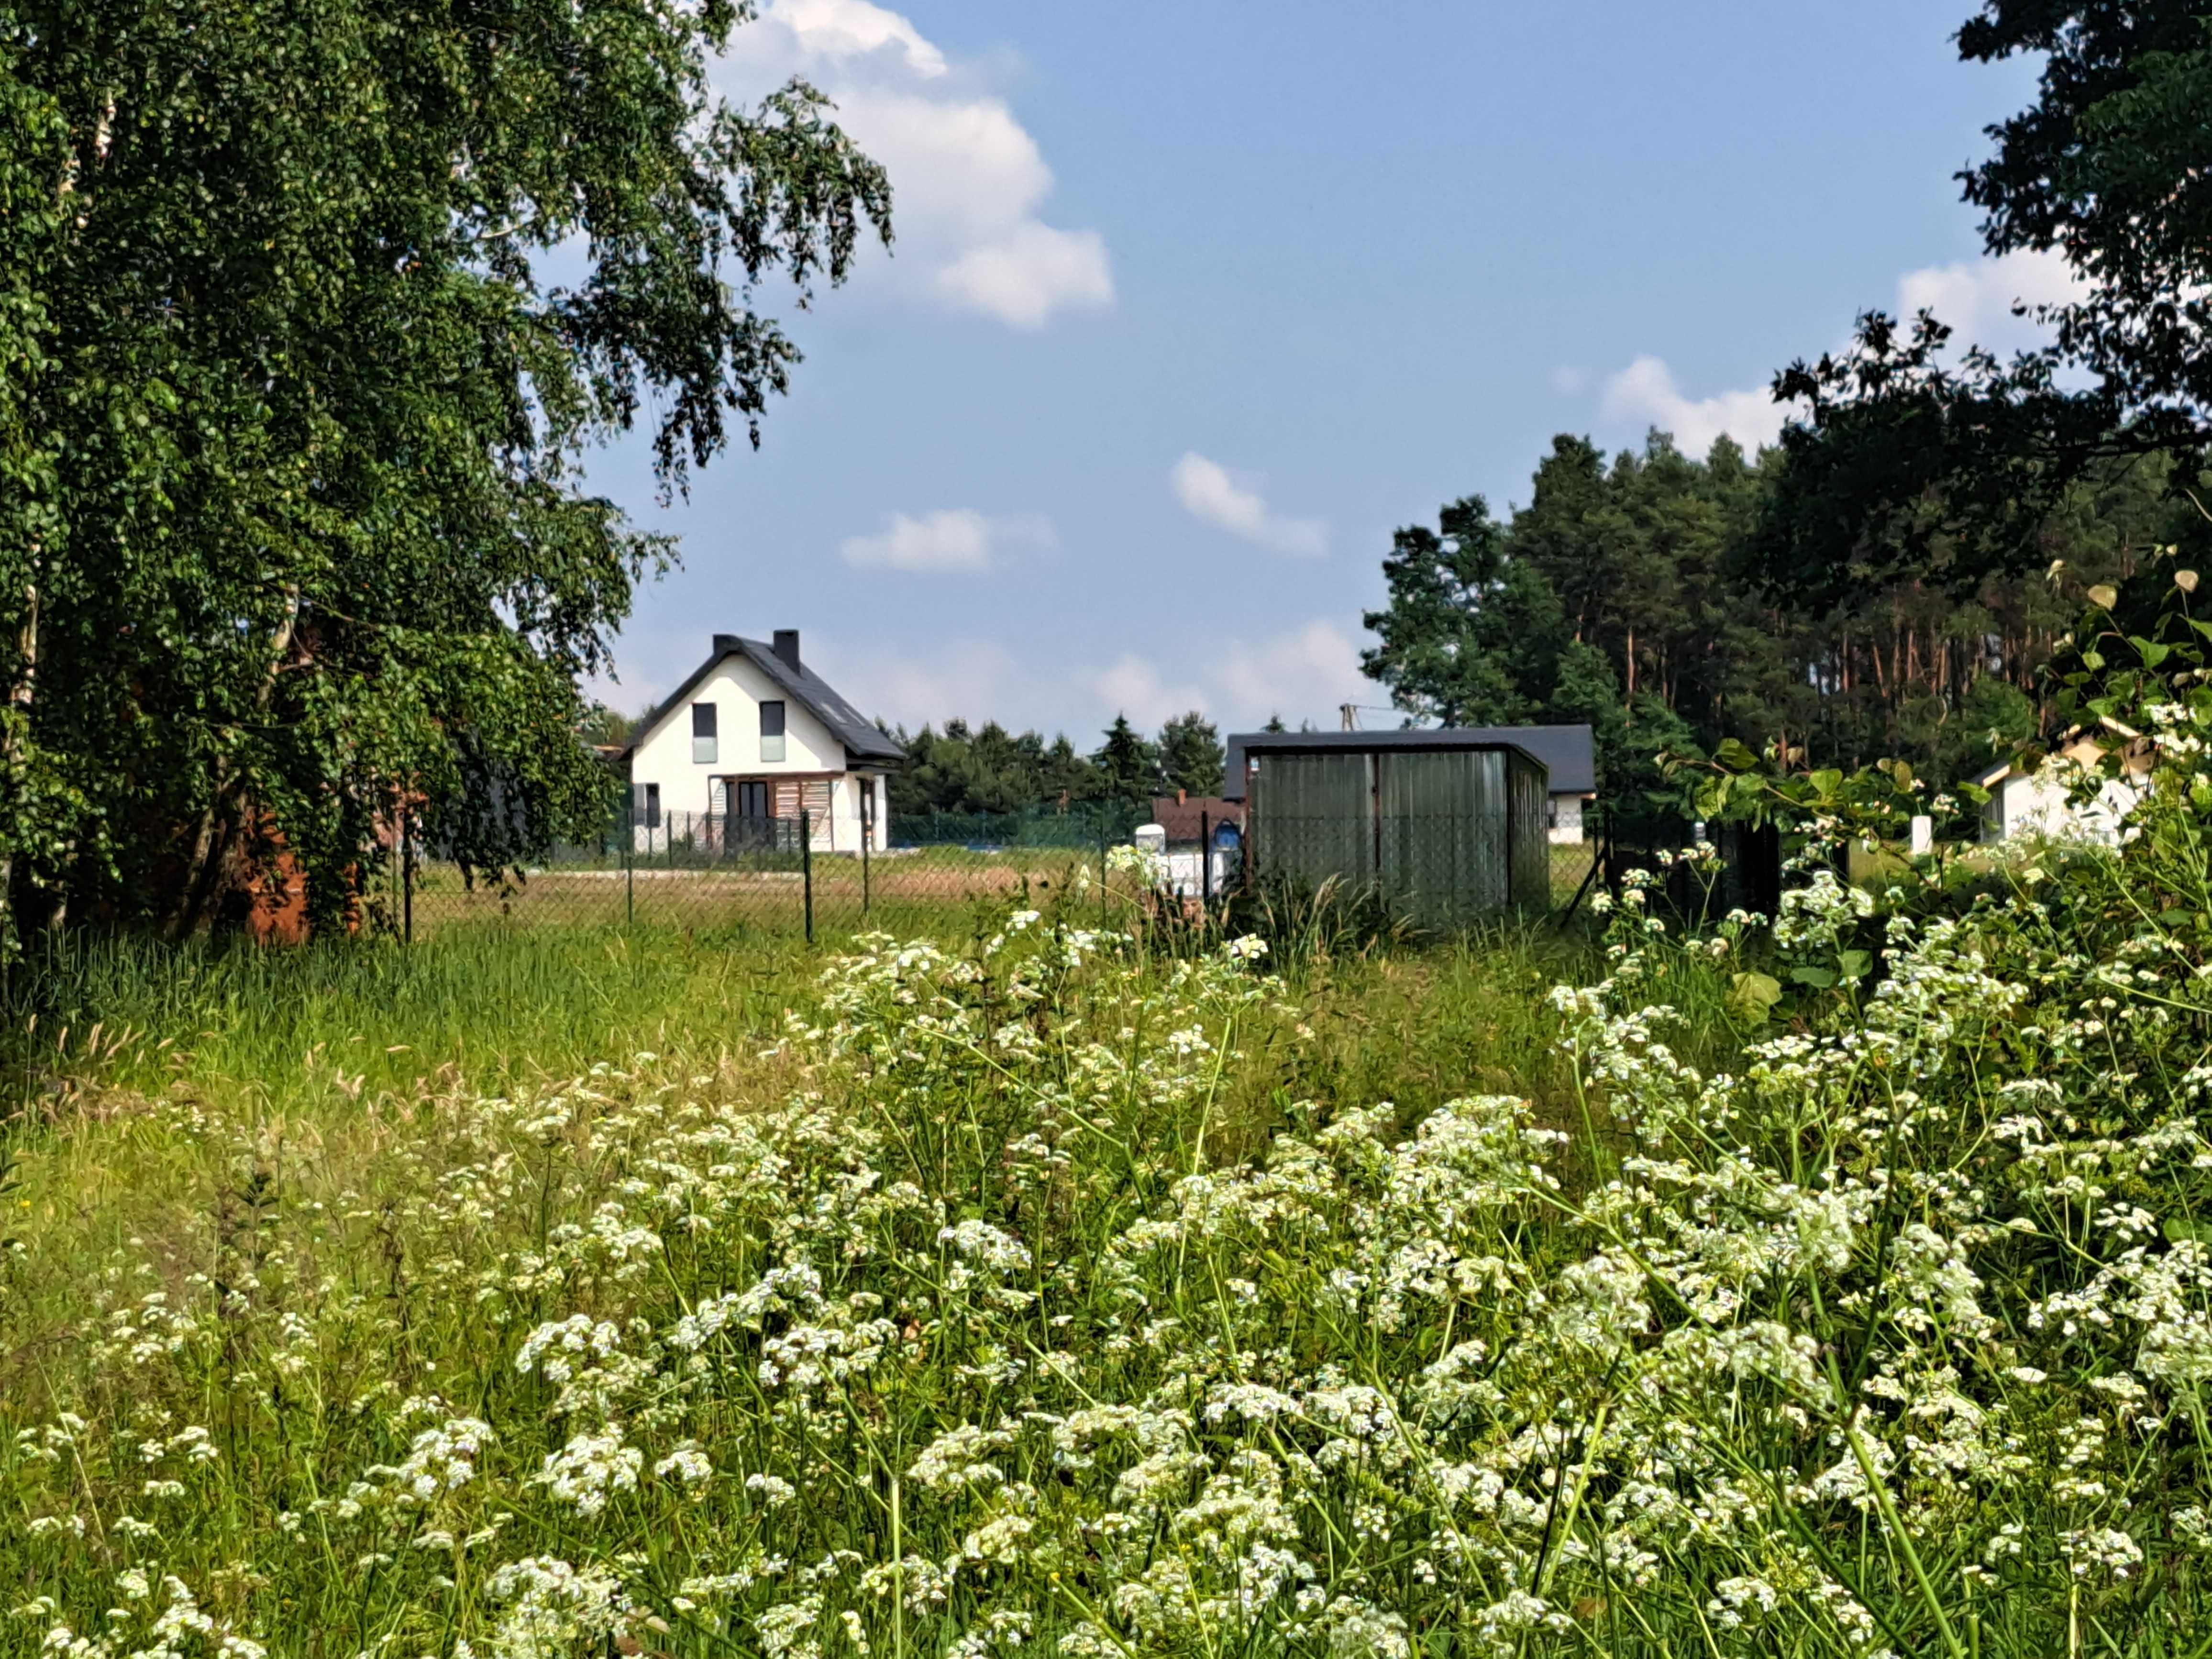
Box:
left=6, top=772, right=2212, bottom=1655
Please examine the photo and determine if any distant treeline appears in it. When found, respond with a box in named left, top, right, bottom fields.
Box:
left=1363, top=433, right=2181, bottom=831
left=885, top=712, right=1228, bottom=818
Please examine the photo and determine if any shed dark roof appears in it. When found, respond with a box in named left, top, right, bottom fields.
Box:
left=1221, top=724, right=1594, bottom=800
left=632, top=636, right=905, bottom=766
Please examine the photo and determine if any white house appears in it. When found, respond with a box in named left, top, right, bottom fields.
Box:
left=624, top=631, right=903, bottom=853
left=1976, top=735, right=2148, bottom=846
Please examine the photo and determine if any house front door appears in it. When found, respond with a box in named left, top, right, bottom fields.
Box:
left=730, top=780, right=774, bottom=852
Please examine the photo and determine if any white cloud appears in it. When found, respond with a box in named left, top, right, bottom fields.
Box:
left=1594, top=249, right=2090, bottom=454
left=839, top=508, right=1054, bottom=574
left=805, top=618, right=1373, bottom=737
left=1894, top=246, right=2087, bottom=350
left=1600, top=356, right=1794, bottom=454
left=758, top=0, right=946, bottom=74
left=938, top=222, right=1114, bottom=330
left=1169, top=452, right=1328, bottom=557
left=1084, top=655, right=1212, bottom=733
left=720, top=0, right=1113, bottom=329
left=1214, top=620, right=1371, bottom=725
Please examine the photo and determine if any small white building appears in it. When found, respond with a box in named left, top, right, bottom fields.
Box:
left=624, top=631, right=903, bottom=853
left=1977, top=736, right=2148, bottom=846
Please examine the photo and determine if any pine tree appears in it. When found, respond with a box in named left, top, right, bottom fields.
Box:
left=1157, top=712, right=1225, bottom=797
left=1089, top=716, right=1161, bottom=811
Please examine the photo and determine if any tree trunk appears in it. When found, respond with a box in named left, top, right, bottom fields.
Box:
left=0, top=575, right=39, bottom=953
left=171, top=587, right=300, bottom=939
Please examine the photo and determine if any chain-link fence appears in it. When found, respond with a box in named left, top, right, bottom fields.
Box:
left=1548, top=839, right=1599, bottom=909
left=391, top=804, right=1154, bottom=942
left=381, top=798, right=1609, bottom=943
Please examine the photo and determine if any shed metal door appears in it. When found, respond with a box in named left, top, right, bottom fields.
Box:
left=1378, top=749, right=1507, bottom=923
left=1506, top=750, right=1550, bottom=911
left=1253, top=752, right=1374, bottom=889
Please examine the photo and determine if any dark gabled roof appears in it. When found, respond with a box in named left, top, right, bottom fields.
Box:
left=1221, top=723, right=1595, bottom=801
left=1148, top=796, right=1246, bottom=841
left=631, top=636, right=905, bottom=766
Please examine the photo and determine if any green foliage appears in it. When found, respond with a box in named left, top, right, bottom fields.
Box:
left=1750, top=5, right=2212, bottom=608
left=16, top=745, right=2212, bottom=1652
left=888, top=719, right=1098, bottom=818
left=1157, top=710, right=1226, bottom=797
left=1360, top=494, right=1567, bottom=726
left=575, top=703, right=639, bottom=751
left=0, top=0, right=890, bottom=942
left=888, top=711, right=1230, bottom=825
left=1089, top=713, right=1163, bottom=809
left=1363, top=432, right=2182, bottom=840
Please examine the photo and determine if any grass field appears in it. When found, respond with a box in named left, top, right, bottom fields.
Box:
left=392, top=842, right=1604, bottom=941
left=2, top=826, right=2200, bottom=1657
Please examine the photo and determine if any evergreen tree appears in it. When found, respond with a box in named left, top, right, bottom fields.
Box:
left=885, top=720, right=1100, bottom=818
left=1361, top=429, right=2163, bottom=834
left=1089, top=716, right=1161, bottom=811
left=1157, top=711, right=1225, bottom=797
left=1361, top=497, right=1567, bottom=725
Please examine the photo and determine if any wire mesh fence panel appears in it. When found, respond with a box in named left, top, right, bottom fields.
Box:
left=888, top=808, right=1146, bottom=850
left=400, top=805, right=1147, bottom=943
left=398, top=797, right=1593, bottom=944
left=1548, top=839, right=1598, bottom=908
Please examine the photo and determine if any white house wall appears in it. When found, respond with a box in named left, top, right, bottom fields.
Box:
left=628, top=653, right=887, bottom=852
left=1547, top=794, right=1586, bottom=846
left=1982, top=769, right=2143, bottom=846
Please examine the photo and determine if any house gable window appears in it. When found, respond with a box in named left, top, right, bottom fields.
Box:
left=760, top=700, right=786, bottom=763
left=692, top=702, right=718, bottom=764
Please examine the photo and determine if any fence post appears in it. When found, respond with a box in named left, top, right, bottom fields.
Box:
left=1200, top=810, right=1211, bottom=909
left=400, top=802, right=413, bottom=944
left=1099, top=820, right=1109, bottom=928
left=624, top=802, right=635, bottom=929
left=801, top=807, right=814, bottom=945
left=861, top=785, right=872, bottom=918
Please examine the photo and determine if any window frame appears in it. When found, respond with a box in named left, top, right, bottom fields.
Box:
left=691, top=702, right=718, bottom=765
left=759, top=699, right=787, bottom=764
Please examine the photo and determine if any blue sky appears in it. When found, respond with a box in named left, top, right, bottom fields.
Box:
left=585, top=0, right=2064, bottom=742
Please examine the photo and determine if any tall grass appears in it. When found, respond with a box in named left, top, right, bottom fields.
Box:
left=0, top=926, right=815, bottom=1119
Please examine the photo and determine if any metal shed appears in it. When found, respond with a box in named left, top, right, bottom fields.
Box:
left=1221, top=731, right=1551, bottom=926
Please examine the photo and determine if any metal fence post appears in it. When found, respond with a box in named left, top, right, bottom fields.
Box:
left=624, top=803, right=635, bottom=929
left=861, top=785, right=872, bottom=918
left=800, top=807, right=814, bottom=944
left=1200, top=810, right=1212, bottom=909
left=1099, top=820, right=1109, bottom=928
left=400, top=802, right=413, bottom=944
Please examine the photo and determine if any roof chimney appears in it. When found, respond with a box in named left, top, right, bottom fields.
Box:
left=773, top=629, right=801, bottom=672
left=713, top=633, right=741, bottom=655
